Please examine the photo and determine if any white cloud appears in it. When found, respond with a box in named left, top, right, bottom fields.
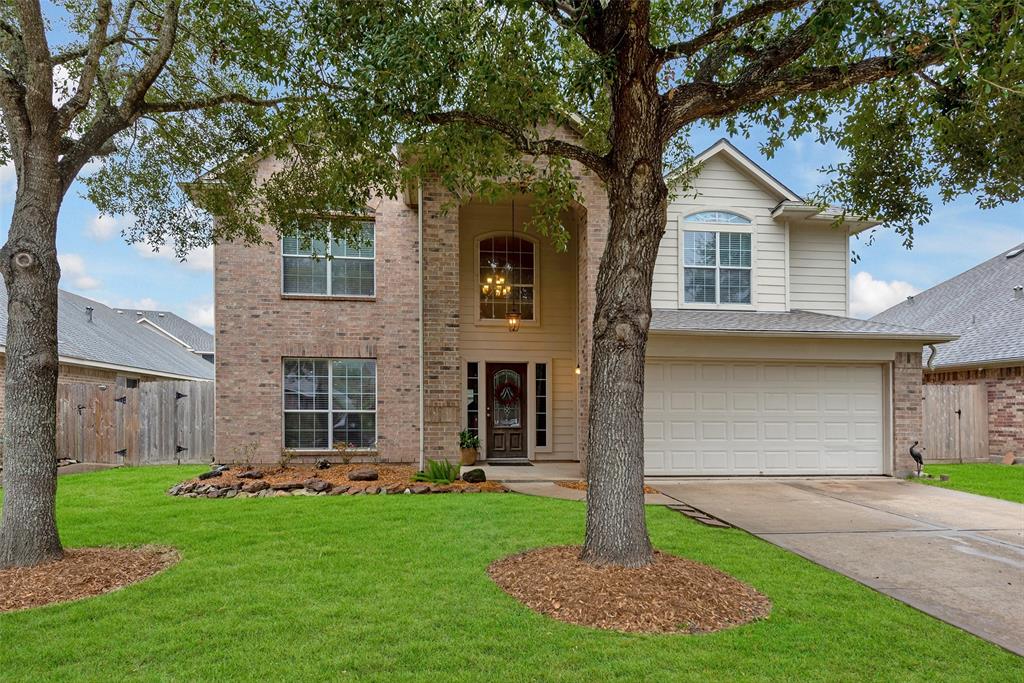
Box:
left=108, top=296, right=161, bottom=312
left=0, top=162, right=16, bottom=208
left=850, top=271, right=919, bottom=318
left=183, top=301, right=215, bottom=330
left=133, top=241, right=214, bottom=272
left=58, top=253, right=101, bottom=290
left=86, top=214, right=121, bottom=241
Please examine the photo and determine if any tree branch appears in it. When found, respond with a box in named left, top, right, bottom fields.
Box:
left=118, top=0, right=180, bottom=118
left=140, top=93, right=299, bottom=113
left=58, top=0, right=113, bottom=131
left=662, top=43, right=947, bottom=137
left=12, top=0, right=53, bottom=123
left=659, top=0, right=811, bottom=61
left=534, top=0, right=607, bottom=52
left=421, top=109, right=610, bottom=179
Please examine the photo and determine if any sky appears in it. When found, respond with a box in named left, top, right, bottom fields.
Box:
left=0, top=127, right=1020, bottom=331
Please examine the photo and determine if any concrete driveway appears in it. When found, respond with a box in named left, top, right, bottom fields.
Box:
left=653, top=478, right=1024, bottom=655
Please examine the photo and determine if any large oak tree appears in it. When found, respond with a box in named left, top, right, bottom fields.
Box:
left=290, top=0, right=1023, bottom=566
left=0, top=0, right=318, bottom=568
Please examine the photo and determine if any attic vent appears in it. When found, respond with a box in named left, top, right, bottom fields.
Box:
left=1008, top=247, right=1024, bottom=258
left=906, top=295, right=915, bottom=305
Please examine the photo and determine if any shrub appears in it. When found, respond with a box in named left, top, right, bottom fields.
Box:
left=458, top=430, right=480, bottom=450
left=413, top=458, right=461, bottom=485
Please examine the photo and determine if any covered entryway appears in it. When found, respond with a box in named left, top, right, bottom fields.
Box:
left=643, top=360, right=885, bottom=475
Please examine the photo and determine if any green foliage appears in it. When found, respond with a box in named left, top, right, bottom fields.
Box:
left=920, top=463, right=1024, bottom=503
left=458, top=430, right=481, bottom=450
left=412, top=458, right=461, bottom=485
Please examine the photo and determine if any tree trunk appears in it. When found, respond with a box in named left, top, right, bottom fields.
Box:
left=581, top=2, right=667, bottom=568
left=0, top=163, right=64, bottom=568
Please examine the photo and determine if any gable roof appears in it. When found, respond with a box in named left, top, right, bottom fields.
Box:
left=687, top=138, right=802, bottom=202
left=870, top=243, right=1024, bottom=369
left=129, top=310, right=214, bottom=355
left=0, top=285, right=215, bottom=381
left=651, top=309, right=955, bottom=342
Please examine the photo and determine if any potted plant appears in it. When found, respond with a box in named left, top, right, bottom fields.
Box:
left=459, top=429, right=480, bottom=466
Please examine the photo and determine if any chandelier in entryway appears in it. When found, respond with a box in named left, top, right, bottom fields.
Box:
left=479, top=197, right=525, bottom=333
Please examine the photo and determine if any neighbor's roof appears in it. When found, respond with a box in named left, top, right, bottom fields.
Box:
left=129, top=309, right=214, bottom=354
left=871, top=243, right=1024, bottom=369
left=651, top=309, right=956, bottom=342
left=0, top=285, right=215, bottom=381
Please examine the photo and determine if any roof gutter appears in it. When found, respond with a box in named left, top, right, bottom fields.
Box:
left=0, top=346, right=214, bottom=382
left=648, top=328, right=959, bottom=343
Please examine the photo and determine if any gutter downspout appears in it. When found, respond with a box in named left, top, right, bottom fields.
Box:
left=926, top=344, right=938, bottom=371
left=418, top=180, right=425, bottom=471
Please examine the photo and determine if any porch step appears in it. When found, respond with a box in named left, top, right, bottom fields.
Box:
left=483, top=459, right=533, bottom=466
left=666, top=504, right=732, bottom=528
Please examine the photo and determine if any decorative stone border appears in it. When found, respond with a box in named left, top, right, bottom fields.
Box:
left=168, top=477, right=509, bottom=499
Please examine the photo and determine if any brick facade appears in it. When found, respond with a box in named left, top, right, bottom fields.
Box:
left=893, top=351, right=924, bottom=476
left=925, top=365, right=1024, bottom=460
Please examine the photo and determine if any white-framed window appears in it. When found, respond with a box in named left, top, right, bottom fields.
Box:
left=282, top=223, right=375, bottom=296
left=683, top=229, right=752, bottom=304
left=535, top=362, right=548, bottom=448
left=283, top=358, right=377, bottom=449
left=685, top=210, right=751, bottom=225
left=479, top=235, right=536, bottom=321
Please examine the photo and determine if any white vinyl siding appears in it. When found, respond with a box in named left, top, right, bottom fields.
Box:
left=789, top=224, right=849, bottom=315
left=659, top=155, right=787, bottom=311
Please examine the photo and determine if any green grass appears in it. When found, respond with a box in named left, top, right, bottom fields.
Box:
left=1, top=467, right=1020, bottom=682
left=919, top=463, right=1024, bottom=503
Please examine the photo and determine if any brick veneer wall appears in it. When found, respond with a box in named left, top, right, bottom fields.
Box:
left=893, top=351, right=924, bottom=476
left=214, top=189, right=423, bottom=464
left=925, top=365, right=1024, bottom=460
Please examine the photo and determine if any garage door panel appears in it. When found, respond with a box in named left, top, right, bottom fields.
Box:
left=644, top=361, right=884, bottom=475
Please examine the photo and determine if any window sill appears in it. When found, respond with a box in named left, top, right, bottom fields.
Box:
left=678, top=303, right=756, bottom=311
left=281, top=294, right=376, bottom=303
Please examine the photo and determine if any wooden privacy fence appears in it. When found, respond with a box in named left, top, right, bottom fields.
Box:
left=57, top=380, right=214, bottom=465
left=921, top=384, right=989, bottom=462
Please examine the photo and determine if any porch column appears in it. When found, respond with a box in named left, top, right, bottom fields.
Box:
left=421, top=179, right=462, bottom=461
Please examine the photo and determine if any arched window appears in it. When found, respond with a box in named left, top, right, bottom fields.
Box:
left=684, top=211, right=751, bottom=225
left=479, top=235, right=536, bottom=321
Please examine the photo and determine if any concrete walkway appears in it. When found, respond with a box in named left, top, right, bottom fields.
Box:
left=465, top=462, right=676, bottom=505
left=654, top=478, right=1024, bottom=655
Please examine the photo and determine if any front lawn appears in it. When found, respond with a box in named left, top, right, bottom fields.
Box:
left=1, top=467, right=1020, bottom=681
left=920, top=463, right=1024, bottom=503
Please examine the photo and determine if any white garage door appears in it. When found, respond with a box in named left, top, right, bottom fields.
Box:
left=644, top=361, right=885, bottom=475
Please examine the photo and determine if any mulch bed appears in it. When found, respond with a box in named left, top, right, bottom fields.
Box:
left=555, top=480, right=660, bottom=495
left=0, top=546, right=179, bottom=613
left=170, top=463, right=508, bottom=498
left=487, top=545, right=771, bottom=634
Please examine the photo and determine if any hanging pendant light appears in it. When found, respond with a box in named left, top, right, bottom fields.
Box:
left=506, top=308, right=521, bottom=333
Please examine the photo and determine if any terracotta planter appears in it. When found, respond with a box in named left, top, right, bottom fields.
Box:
left=460, top=447, right=478, bottom=466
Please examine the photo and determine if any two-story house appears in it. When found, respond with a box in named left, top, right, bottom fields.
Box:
left=214, top=136, right=953, bottom=476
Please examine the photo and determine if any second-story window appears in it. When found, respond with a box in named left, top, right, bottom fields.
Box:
left=282, top=222, right=375, bottom=297
left=683, top=229, right=752, bottom=305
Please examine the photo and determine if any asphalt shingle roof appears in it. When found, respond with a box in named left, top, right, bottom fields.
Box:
left=129, top=309, right=214, bottom=354
left=0, top=285, right=214, bottom=380
left=870, top=243, right=1024, bottom=369
left=651, top=308, right=955, bottom=340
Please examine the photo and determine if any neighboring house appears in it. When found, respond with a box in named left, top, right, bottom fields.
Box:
left=0, top=285, right=215, bottom=426
left=872, top=244, right=1024, bottom=461
left=128, top=309, right=215, bottom=363
left=215, top=136, right=953, bottom=476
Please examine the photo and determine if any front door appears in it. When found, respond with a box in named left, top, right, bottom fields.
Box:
left=486, top=362, right=528, bottom=459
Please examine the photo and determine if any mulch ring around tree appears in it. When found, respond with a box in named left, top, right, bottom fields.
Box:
left=555, top=479, right=661, bottom=495
left=0, top=546, right=179, bottom=613
left=488, top=545, right=771, bottom=634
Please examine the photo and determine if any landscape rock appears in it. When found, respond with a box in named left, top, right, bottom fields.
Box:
left=206, top=489, right=222, bottom=499
left=329, top=485, right=350, bottom=495
left=304, top=478, right=331, bottom=493
left=198, top=470, right=222, bottom=481
left=242, top=480, right=269, bottom=493
left=461, top=468, right=486, bottom=484
left=270, top=481, right=303, bottom=491
left=168, top=484, right=182, bottom=496
left=464, top=486, right=481, bottom=493
left=237, top=470, right=264, bottom=480
left=939, top=474, right=950, bottom=481
left=224, top=489, right=238, bottom=499
left=411, top=484, right=430, bottom=494
left=315, top=458, right=331, bottom=470
left=347, top=468, right=379, bottom=482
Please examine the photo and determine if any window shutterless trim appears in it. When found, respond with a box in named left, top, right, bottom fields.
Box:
left=681, top=229, right=752, bottom=305
left=474, top=231, right=541, bottom=326
left=280, top=223, right=376, bottom=298
left=281, top=358, right=378, bottom=451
